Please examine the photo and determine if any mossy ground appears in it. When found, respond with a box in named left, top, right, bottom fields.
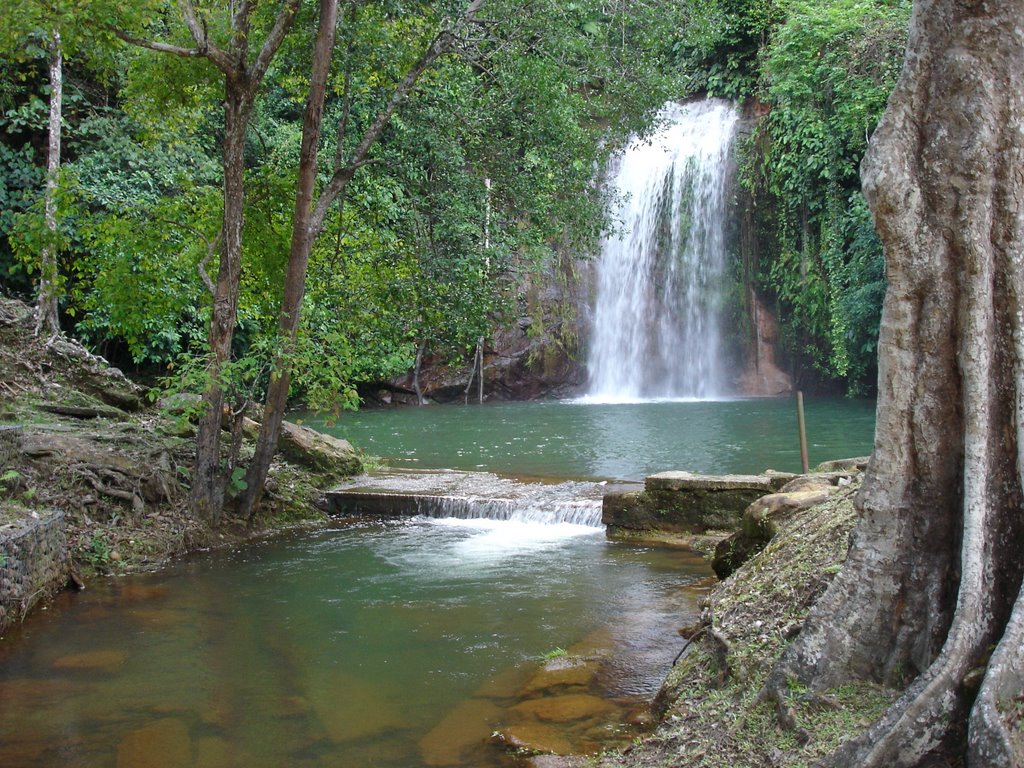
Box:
left=591, top=482, right=896, bottom=768
left=0, top=297, right=356, bottom=580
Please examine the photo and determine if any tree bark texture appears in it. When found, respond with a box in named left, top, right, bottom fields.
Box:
left=35, top=30, right=62, bottom=339
left=173, top=0, right=299, bottom=523
left=191, top=87, right=252, bottom=523
left=764, top=2, right=1024, bottom=766
left=239, top=0, right=339, bottom=519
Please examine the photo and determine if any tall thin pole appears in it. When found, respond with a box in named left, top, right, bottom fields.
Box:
left=796, top=390, right=810, bottom=473
left=475, top=177, right=491, bottom=405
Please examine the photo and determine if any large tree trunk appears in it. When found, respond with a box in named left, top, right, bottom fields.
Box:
left=239, top=0, right=339, bottom=519
left=35, top=30, right=62, bottom=338
left=190, top=87, right=251, bottom=523
left=764, top=2, right=1024, bottom=766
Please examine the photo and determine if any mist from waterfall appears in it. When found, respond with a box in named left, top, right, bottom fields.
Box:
left=584, top=99, right=739, bottom=403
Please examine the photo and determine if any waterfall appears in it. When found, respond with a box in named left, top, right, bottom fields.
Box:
left=585, top=99, right=739, bottom=402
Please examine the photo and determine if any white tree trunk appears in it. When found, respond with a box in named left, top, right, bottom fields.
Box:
left=35, top=29, right=62, bottom=338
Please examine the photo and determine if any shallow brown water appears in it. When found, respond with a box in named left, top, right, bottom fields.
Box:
left=0, top=519, right=713, bottom=767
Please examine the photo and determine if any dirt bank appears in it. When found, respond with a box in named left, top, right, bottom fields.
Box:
left=0, top=297, right=360, bottom=606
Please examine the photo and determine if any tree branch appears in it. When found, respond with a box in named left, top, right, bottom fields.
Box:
left=174, top=0, right=235, bottom=72
left=309, top=30, right=457, bottom=238
left=113, top=30, right=203, bottom=58
left=250, top=0, right=303, bottom=87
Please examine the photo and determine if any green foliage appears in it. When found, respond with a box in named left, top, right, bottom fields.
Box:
left=746, top=0, right=908, bottom=391
left=83, top=533, right=111, bottom=566
left=2, top=0, right=689, bottom=412
left=673, top=0, right=783, bottom=99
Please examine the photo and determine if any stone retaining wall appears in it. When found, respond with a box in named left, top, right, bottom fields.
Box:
left=0, top=511, right=69, bottom=635
left=0, top=424, right=22, bottom=469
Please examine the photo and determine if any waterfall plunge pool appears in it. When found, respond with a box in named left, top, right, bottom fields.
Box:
left=0, top=518, right=713, bottom=767
left=305, top=397, right=877, bottom=481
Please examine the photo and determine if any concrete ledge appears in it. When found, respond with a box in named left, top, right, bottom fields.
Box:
left=604, top=471, right=783, bottom=534
left=645, top=471, right=773, bottom=493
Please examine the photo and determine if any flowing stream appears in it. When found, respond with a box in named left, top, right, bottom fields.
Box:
left=586, top=99, right=739, bottom=402
left=0, top=519, right=712, bottom=767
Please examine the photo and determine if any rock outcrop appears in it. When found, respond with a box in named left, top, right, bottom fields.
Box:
left=735, top=288, right=792, bottom=397
left=277, top=421, right=363, bottom=476
left=710, top=459, right=867, bottom=578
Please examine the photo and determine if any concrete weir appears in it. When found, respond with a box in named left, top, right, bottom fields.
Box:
left=326, top=470, right=608, bottom=528
left=327, top=468, right=796, bottom=538
left=602, top=470, right=795, bottom=535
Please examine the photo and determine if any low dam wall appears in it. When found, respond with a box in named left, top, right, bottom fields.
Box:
left=602, top=470, right=795, bottom=535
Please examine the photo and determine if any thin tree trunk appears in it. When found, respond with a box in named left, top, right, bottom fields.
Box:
left=239, top=0, right=339, bottom=519
left=413, top=340, right=426, bottom=406
left=191, top=87, right=251, bottom=524
left=35, top=30, right=62, bottom=338
left=463, top=349, right=478, bottom=404
left=476, top=337, right=484, bottom=403
left=119, top=0, right=302, bottom=524
left=763, top=3, right=1024, bottom=766
left=240, top=2, right=479, bottom=518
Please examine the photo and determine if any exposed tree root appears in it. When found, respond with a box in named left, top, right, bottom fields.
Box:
left=967, top=586, right=1024, bottom=767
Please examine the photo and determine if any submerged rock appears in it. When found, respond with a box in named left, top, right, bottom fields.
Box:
left=116, top=718, right=191, bottom=768
left=511, top=694, right=616, bottom=723
left=419, top=698, right=502, bottom=766
left=492, top=723, right=576, bottom=756
left=52, top=649, right=127, bottom=673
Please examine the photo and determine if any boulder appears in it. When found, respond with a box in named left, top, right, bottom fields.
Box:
left=742, top=489, right=834, bottom=540
left=520, top=658, right=598, bottom=695
left=278, top=421, right=363, bottom=475
left=712, top=484, right=839, bottom=579
left=814, top=456, right=869, bottom=473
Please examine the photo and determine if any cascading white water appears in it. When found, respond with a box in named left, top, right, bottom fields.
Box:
left=329, top=470, right=607, bottom=529
left=586, top=98, right=739, bottom=402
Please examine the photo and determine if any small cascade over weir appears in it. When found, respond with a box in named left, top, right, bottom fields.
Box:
left=327, top=470, right=608, bottom=528
left=586, top=99, right=740, bottom=402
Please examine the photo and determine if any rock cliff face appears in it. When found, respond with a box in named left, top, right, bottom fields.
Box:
left=381, top=249, right=795, bottom=405
left=381, top=253, right=588, bottom=405
left=735, top=288, right=792, bottom=396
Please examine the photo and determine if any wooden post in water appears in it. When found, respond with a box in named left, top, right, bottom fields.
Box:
left=796, top=390, right=810, bottom=473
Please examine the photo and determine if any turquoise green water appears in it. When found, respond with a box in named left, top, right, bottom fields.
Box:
left=305, top=397, right=876, bottom=480
left=0, top=520, right=712, bottom=767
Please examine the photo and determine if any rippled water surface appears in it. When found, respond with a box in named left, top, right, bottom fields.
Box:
left=0, top=519, right=713, bottom=767
left=306, top=397, right=876, bottom=480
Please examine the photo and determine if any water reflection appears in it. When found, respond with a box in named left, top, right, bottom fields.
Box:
left=304, top=398, right=875, bottom=480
